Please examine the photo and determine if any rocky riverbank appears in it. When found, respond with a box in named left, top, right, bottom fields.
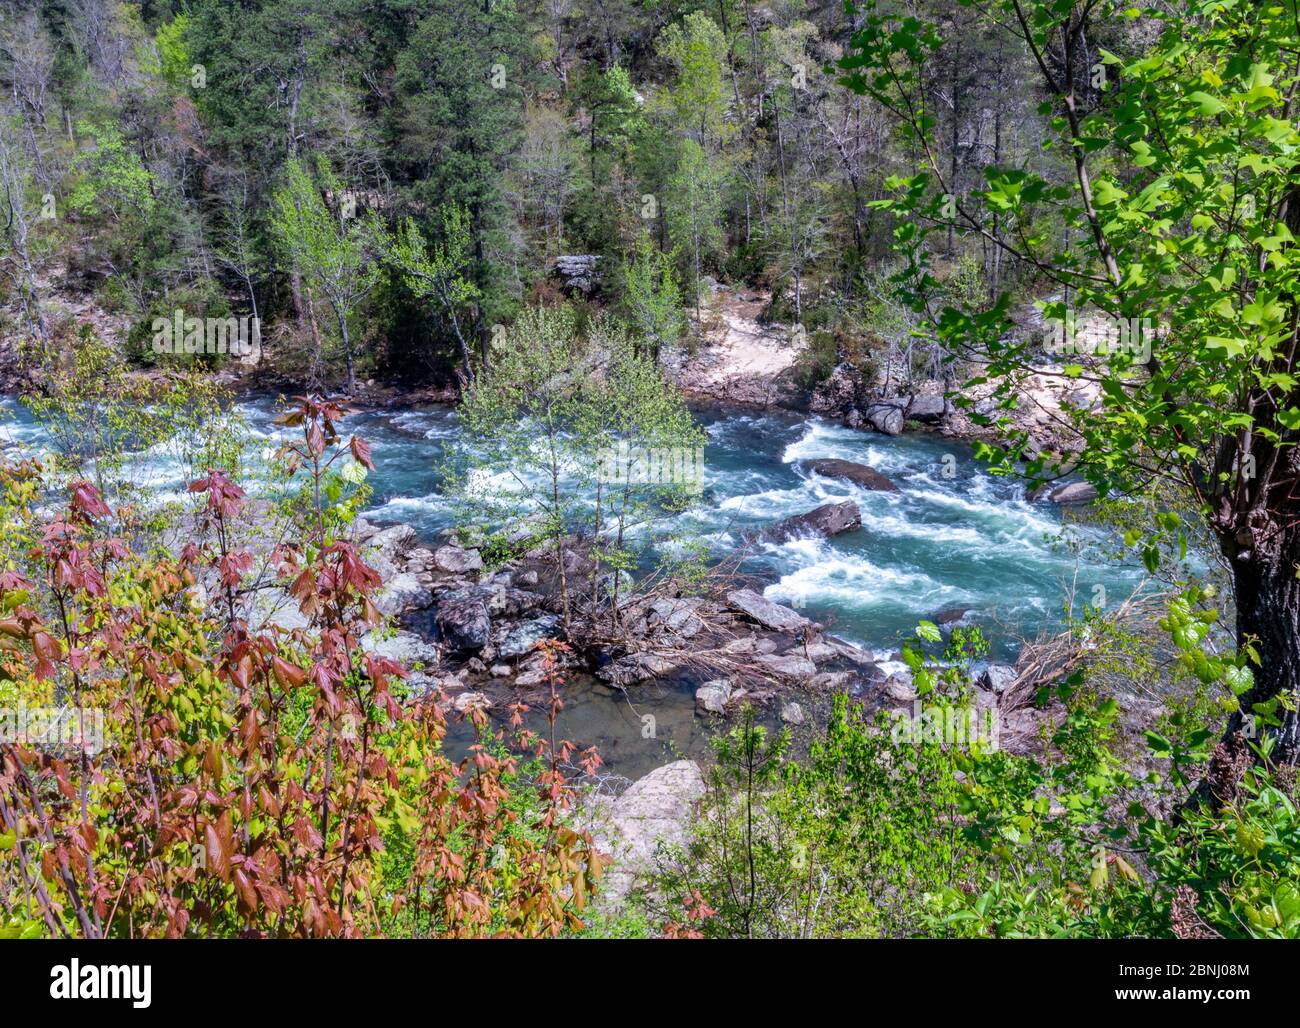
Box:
left=321, top=497, right=1043, bottom=742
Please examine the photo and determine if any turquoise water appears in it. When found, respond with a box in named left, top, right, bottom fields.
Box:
left=2, top=393, right=1143, bottom=661
left=1, top=392, right=1153, bottom=776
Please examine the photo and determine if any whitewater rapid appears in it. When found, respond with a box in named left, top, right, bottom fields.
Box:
left=1, top=395, right=1143, bottom=659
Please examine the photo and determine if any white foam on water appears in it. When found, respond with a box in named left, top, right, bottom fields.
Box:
left=761, top=538, right=976, bottom=614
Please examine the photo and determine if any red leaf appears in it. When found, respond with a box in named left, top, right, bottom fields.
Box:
left=349, top=436, right=375, bottom=470
left=69, top=480, right=111, bottom=519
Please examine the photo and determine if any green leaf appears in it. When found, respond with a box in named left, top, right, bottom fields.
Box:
left=1187, top=91, right=1226, bottom=115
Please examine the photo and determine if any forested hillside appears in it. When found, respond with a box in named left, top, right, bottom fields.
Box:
left=0, top=0, right=1299, bottom=957
left=0, top=0, right=1052, bottom=388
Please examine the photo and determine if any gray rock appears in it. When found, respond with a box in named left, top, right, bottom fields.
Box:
left=453, top=691, right=490, bottom=713
left=361, top=629, right=440, bottom=668
left=726, top=589, right=811, bottom=633
left=596, top=570, right=635, bottom=601
left=803, top=459, right=899, bottom=493
left=495, top=614, right=562, bottom=659
left=433, top=545, right=484, bottom=575
left=586, top=760, right=706, bottom=911
left=370, top=523, right=417, bottom=551
left=436, top=597, right=491, bottom=651
left=489, top=663, right=512, bottom=677
left=514, top=666, right=550, bottom=687
left=722, top=635, right=756, bottom=654
left=865, top=400, right=906, bottom=435
left=352, top=517, right=381, bottom=544
left=824, top=638, right=880, bottom=668
left=807, top=671, right=855, bottom=691
left=375, top=572, right=435, bottom=616
left=249, top=587, right=310, bottom=633
left=758, top=500, right=862, bottom=543
left=484, top=587, right=545, bottom=618
left=907, top=394, right=948, bottom=423
left=367, top=524, right=418, bottom=579
left=980, top=664, right=1017, bottom=694
left=1049, top=481, right=1098, bottom=504
left=756, top=653, right=818, bottom=679
left=647, top=596, right=706, bottom=639
left=781, top=702, right=806, bottom=725
left=696, top=679, right=733, bottom=714
left=440, top=584, right=543, bottom=619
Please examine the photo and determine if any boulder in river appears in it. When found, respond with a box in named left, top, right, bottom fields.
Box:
left=726, top=588, right=811, bottom=633
left=793, top=641, right=839, bottom=662
left=865, top=400, right=906, bottom=435
left=803, top=458, right=899, bottom=493
left=435, top=596, right=491, bottom=651
left=758, top=500, right=862, bottom=543
left=696, top=679, right=733, bottom=714
left=1048, top=481, right=1098, bottom=504
left=933, top=606, right=970, bottom=627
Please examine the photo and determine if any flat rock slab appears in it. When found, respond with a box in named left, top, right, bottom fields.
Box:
left=360, top=629, right=440, bottom=668
left=726, top=588, right=811, bottom=633
left=756, top=653, right=818, bottom=679
left=375, top=572, right=434, bottom=616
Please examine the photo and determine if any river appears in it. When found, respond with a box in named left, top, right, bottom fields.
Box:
left=1, top=393, right=1144, bottom=778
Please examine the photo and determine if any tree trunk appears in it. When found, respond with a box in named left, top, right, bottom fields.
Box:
left=338, top=310, right=355, bottom=394
left=1225, top=518, right=1300, bottom=764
